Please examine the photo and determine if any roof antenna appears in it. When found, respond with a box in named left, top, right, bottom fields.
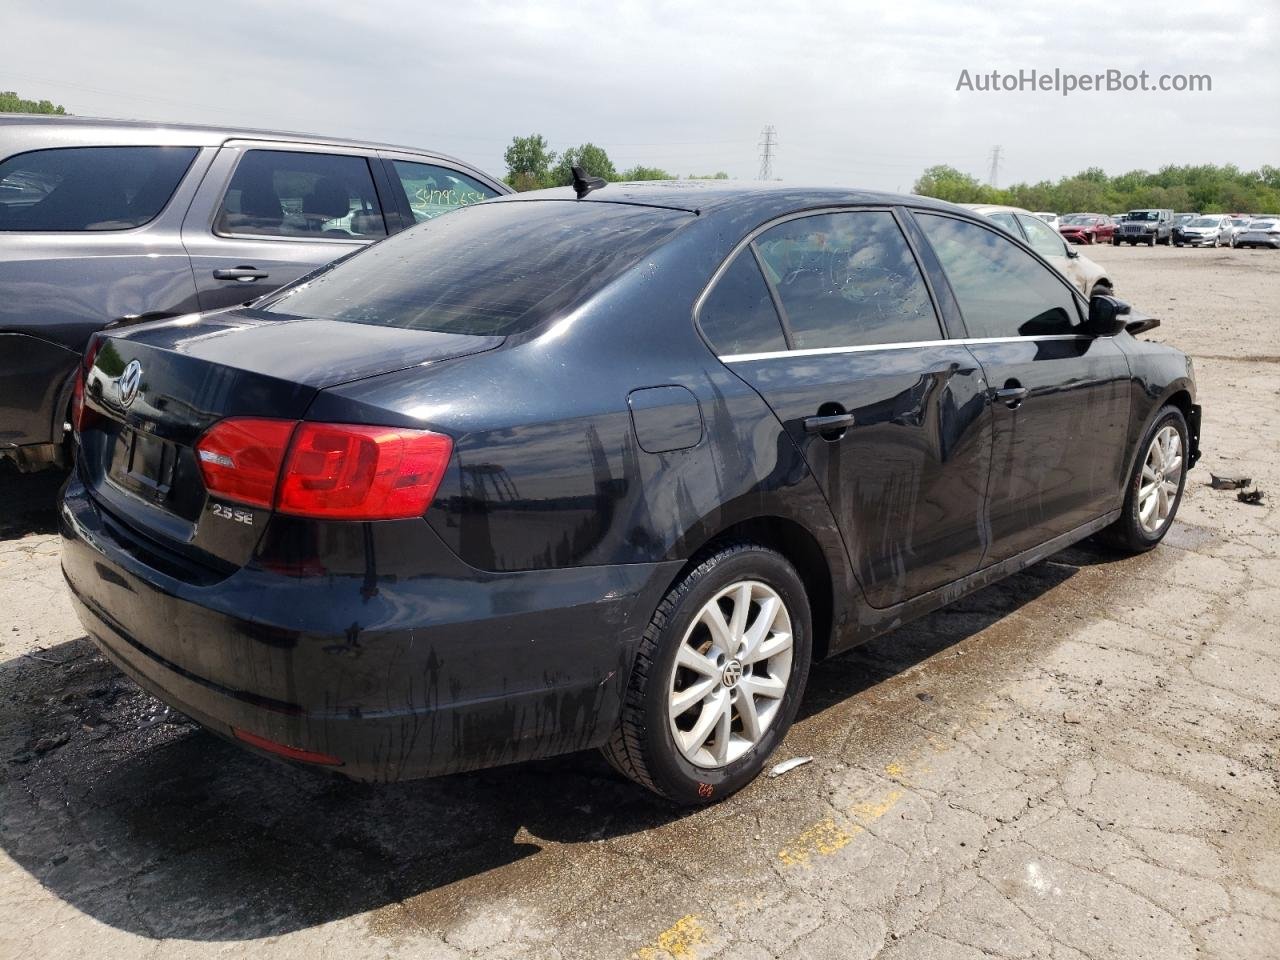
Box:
left=571, top=165, right=607, bottom=199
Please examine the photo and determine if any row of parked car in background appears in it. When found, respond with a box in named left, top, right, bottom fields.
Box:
left=1029, top=209, right=1280, bottom=249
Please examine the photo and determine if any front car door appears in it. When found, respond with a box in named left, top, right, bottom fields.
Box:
left=181, top=141, right=392, bottom=310
left=702, top=208, right=992, bottom=608
left=913, top=211, right=1132, bottom=565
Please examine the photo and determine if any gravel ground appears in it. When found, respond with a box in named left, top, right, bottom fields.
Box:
left=1, top=244, right=1277, bottom=960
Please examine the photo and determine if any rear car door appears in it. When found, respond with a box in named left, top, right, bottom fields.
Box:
left=914, top=212, right=1131, bottom=565
left=182, top=142, right=392, bottom=310
left=703, top=208, right=992, bottom=607
left=0, top=142, right=206, bottom=459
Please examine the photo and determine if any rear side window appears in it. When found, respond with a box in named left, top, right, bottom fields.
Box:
left=391, top=160, right=498, bottom=223
left=697, top=250, right=787, bottom=356
left=263, top=201, right=692, bottom=336
left=216, top=150, right=386, bottom=239
left=916, top=214, right=1081, bottom=338
left=0, top=146, right=197, bottom=231
left=753, top=211, right=941, bottom=349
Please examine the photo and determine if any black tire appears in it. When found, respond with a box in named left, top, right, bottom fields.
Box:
left=1112, top=238, right=1121, bottom=246
left=603, top=543, right=813, bottom=805
left=1098, top=405, right=1189, bottom=553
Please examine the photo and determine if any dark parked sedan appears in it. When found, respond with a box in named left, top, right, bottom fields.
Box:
left=60, top=180, right=1201, bottom=804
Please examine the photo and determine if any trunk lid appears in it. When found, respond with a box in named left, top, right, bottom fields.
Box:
left=77, top=311, right=501, bottom=572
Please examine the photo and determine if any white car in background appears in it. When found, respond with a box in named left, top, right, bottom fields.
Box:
left=1034, top=211, right=1062, bottom=229
left=964, top=204, right=1114, bottom=297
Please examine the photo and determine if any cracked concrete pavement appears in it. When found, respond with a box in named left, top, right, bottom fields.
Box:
left=1, top=244, right=1277, bottom=959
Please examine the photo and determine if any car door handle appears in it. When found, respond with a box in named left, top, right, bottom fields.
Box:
left=212, top=267, right=269, bottom=282
left=803, top=412, right=857, bottom=434
left=990, top=385, right=1029, bottom=407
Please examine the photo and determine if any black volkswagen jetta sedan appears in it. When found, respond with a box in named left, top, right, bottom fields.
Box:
left=60, top=180, right=1201, bottom=804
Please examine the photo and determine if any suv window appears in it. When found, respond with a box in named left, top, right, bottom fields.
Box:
left=216, top=150, right=386, bottom=239
left=391, top=161, right=498, bottom=223
left=0, top=146, right=197, bottom=231
left=698, top=249, right=788, bottom=356
left=263, top=200, right=692, bottom=336
left=916, top=214, right=1081, bottom=339
left=752, top=211, right=940, bottom=349
left=1016, top=214, right=1069, bottom=259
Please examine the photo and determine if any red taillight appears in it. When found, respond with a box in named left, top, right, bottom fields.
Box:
left=195, top=418, right=297, bottom=509
left=232, top=727, right=343, bottom=766
left=71, top=336, right=103, bottom=434
left=277, top=423, right=453, bottom=520
left=193, top=418, right=452, bottom=520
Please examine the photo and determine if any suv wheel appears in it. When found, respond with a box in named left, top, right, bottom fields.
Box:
left=603, top=543, right=813, bottom=804
left=1099, top=405, right=1188, bottom=553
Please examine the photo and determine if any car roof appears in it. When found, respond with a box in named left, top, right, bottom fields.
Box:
left=960, top=203, right=1036, bottom=216
left=0, top=112, right=484, bottom=172
left=491, top=180, right=973, bottom=219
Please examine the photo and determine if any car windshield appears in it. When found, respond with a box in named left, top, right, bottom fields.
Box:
left=1127, top=211, right=1159, bottom=221
left=263, top=200, right=693, bottom=336
left=1249, top=221, right=1276, bottom=230
left=1187, top=218, right=1219, bottom=227
left=1231, top=218, right=1249, bottom=226
left=1061, top=215, right=1090, bottom=225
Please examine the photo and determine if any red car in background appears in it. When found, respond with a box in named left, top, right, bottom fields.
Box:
left=1059, top=214, right=1116, bottom=244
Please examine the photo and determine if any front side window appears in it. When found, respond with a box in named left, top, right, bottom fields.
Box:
left=1017, top=214, right=1069, bottom=260
left=916, top=214, right=1081, bottom=339
left=0, top=146, right=197, bottom=231
left=215, top=150, right=386, bottom=239
left=391, top=161, right=498, bottom=223
left=697, top=249, right=787, bottom=356
left=752, top=211, right=940, bottom=349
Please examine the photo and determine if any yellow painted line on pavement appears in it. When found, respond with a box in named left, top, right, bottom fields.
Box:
left=634, top=913, right=709, bottom=960
left=777, top=774, right=906, bottom=868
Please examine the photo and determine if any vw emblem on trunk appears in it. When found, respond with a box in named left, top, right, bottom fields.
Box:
left=118, top=359, right=143, bottom=408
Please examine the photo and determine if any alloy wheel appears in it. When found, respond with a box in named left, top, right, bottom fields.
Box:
left=1139, top=424, right=1184, bottom=534
left=667, top=581, right=794, bottom=768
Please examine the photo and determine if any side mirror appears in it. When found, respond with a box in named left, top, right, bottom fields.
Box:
left=1066, top=246, right=1080, bottom=259
left=1087, top=294, right=1131, bottom=336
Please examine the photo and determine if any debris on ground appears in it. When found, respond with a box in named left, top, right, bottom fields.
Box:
left=1237, top=488, right=1266, bottom=505
left=1210, top=474, right=1253, bottom=489
left=767, top=756, right=813, bottom=778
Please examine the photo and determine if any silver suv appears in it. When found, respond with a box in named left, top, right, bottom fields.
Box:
left=0, top=115, right=507, bottom=470
left=1114, top=209, right=1174, bottom=246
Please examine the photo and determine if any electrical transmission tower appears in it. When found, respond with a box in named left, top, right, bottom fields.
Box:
left=987, top=144, right=1002, bottom=188
left=758, top=125, right=777, bottom=181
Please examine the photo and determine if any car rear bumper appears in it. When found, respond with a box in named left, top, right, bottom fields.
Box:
left=60, top=474, right=681, bottom=781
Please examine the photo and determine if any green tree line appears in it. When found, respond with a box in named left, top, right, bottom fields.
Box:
left=913, top=163, right=1280, bottom=214
left=503, top=134, right=727, bottom=190
left=1, top=91, right=68, bottom=115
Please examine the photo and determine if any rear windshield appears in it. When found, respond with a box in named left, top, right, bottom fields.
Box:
left=263, top=200, right=692, bottom=336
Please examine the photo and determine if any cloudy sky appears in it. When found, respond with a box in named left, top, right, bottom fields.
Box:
left=4, top=0, right=1276, bottom=190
